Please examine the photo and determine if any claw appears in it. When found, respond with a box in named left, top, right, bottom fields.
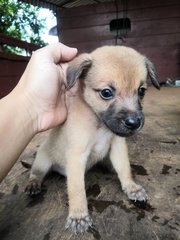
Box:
left=25, top=180, right=41, bottom=196
left=65, top=215, right=93, bottom=234
left=123, top=184, right=148, bottom=202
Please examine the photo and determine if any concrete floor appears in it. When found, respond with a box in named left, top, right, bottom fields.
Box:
left=0, top=87, right=179, bottom=240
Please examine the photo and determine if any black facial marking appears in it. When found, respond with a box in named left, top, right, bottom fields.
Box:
left=99, top=105, right=144, bottom=137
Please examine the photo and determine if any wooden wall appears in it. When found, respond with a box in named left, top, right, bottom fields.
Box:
left=0, top=53, right=29, bottom=98
left=0, top=34, right=40, bottom=99
left=58, top=0, right=180, bottom=83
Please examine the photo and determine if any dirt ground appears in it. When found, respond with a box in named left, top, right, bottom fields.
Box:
left=0, top=87, right=179, bottom=240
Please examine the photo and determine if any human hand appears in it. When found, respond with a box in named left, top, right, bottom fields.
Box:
left=14, top=43, right=78, bottom=132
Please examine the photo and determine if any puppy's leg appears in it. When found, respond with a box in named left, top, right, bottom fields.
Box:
left=110, top=137, right=148, bottom=201
left=65, top=151, right=92, bottom=234
left=25, top=149, right=52, bottom=196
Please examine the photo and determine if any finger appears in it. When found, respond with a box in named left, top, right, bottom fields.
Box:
left=44, top=43, right=78, bottom=64
left=60, top=43, right=78, bottom=63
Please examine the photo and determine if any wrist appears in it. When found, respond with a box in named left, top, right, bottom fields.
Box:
left=0, top=87, right=38, bottom=182
left=9, top=87, right=39, bottom=136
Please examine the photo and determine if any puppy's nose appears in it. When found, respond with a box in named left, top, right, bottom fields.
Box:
left=124, top=116, right=141, bottom=130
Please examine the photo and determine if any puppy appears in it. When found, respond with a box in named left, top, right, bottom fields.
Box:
left=25, top=46, right=160, bottom=234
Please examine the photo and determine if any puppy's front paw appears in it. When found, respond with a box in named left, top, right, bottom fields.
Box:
left=65, top=215, right=93, bottom=234
left=25, top=179, right=41, bottom=196
left=123, top=183, right=148, bottom=202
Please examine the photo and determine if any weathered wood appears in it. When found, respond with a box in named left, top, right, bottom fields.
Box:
left=60, top=4, right=180, bottom=29
left=0, top=52, right=29, bottom=62
left=17, top=0, right=57, bottom=11
left=0, top=88, right=179, bottom=240
left=59, top=0, right=180, bottom=17
left=60, top=17, right=180, bottom=44
left=67, top=33, right=180, bottom=51
left=0, top=33, right=40, bottom=52
left=0, top=53, right=29, bottom=98
left=59, top=0, right=180, bottom=83
left=0, top=31, right=41, bottom=99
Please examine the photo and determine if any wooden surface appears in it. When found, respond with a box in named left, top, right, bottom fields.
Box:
left=59, top=0, right=180, bottom=83
left=0, top=33, right=41, bottom=99
left=0, top=54, right=29, bottom=98
left=0, top=87, right=179, bottom=240
left=0, top=33, right=40, bottom=52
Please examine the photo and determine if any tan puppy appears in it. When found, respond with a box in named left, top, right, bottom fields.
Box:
left=25, top=46, right=160, bottom=234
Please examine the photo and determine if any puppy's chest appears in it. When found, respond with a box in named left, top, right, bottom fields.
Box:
left=90, top=128, right=113, bottom=159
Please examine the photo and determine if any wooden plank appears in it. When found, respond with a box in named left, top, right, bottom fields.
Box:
left=21, top=0, right=57, bottom=11
left=0, top=63, right=27, bottom=76
left=59, top=1, right=116, bottom=17
left=122, top=33, right=180, bottom=48
left=157, top=65, right=180, bottom=82
left=0, top=52, right=30, bottom=61
left=65, top=33, right=180, bottom=52
left=128, top=4, right=180, bottom=22
left=60, top=25, right=113, bottom=43
left=59, top=0, right=180, bottom=17
left=131, top=17, right=180, bottom=37
left=60, top=4, right=180, bottom=30
left=66, top=41, right=115, bottom=53
left=0, top=33, right=40, bottom=52
left=0, top=58, right=28, bottom=98
left=0, top=76, right=19, bottom=98
left=60, top=17, right=180, bottom=44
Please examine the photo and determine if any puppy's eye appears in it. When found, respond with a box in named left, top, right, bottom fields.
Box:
left=138, top=86, right=146, bottom=98
left=100, top=88, right=114, bottom=100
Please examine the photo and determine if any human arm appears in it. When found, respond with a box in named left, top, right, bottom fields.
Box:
left=0, top=43, right=77, bottom=182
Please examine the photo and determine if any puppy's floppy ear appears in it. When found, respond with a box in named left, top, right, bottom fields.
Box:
left=67, top=53, right=92, bottom=88
left=145, top=58, right=160, bottom=90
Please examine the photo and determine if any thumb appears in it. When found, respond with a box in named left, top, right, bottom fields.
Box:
left=45, top=43, right=78, bottom=64
left=60, top=44, right=78, bottom=63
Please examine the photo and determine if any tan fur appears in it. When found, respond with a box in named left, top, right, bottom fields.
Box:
left=26, top=46, right=159, bottom=234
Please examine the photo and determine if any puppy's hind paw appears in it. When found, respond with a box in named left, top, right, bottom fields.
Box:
left=65, top=215, right=93, bottom=234
left=25, top=179, right=41, bottom=196
left=123, top=183, right=148, bottom=202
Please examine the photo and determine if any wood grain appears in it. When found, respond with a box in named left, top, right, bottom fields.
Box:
left=58, top=0, right=180, bottom=83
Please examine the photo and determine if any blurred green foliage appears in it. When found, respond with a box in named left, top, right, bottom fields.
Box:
left=0, top=0, right=47, bottom=54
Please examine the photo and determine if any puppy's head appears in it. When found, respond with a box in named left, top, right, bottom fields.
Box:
left=67, top=46, right=160, bottom=137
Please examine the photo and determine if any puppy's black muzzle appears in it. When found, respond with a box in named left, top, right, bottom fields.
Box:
left=124, top=115, right=141, bottom=130
left=100, top=109, right=144, bottom=137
